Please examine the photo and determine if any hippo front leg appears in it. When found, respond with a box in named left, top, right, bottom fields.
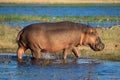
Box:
left=62, top=49, right=69, bottom=60
left=62, top=48, right=70, bottom=63
left=72, top=47, right=81, bottom=58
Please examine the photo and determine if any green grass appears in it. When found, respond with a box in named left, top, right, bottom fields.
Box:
left=0, top=15, right=119, bottom=22
left=0, top=24, right=120, bottom=61
left=0, top=3, right=120, bottom=8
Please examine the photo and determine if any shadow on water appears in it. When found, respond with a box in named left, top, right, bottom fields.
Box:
left=0, top=53, right=120, bottom=80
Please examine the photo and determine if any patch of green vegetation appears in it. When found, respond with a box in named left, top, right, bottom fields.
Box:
left=0, top=24, right=120, bottom=61
left=0, top=15, right=119, bottom=22
left=0, top=3, right=120, bottom=8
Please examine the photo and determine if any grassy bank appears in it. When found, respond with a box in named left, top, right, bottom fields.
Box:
left=0, top=15, right=119, bottom=22
left=0, top=24, right=120, bottom=61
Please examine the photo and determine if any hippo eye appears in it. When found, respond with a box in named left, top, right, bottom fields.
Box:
left=91, top=31, right=98, bottom=36
left=90, top=32, right=96, bottom=35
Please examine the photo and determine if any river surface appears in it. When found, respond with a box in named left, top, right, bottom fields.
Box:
left=0, top=53, right=120, bottom=80
left=0, top=4, right=120, bottom=16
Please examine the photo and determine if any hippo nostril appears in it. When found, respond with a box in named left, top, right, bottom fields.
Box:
left=96, top=43, right=105, bottom=50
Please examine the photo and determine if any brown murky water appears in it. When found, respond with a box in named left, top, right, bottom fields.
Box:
left=0, top=53, right=120, bottom=80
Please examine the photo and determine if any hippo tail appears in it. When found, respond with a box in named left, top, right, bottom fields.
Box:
left=16, top=30, right=23, bottom=43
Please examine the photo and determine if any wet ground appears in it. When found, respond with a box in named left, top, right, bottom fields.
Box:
left=0, top=53, right=120, bottom=80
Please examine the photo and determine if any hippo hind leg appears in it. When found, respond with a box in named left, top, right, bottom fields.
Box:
left=17, top=45, right=27, bottom=62
left=30, top=47, right=41, bottom=60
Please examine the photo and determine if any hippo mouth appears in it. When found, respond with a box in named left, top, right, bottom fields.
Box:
left=90, top=43, right=105, bottom=51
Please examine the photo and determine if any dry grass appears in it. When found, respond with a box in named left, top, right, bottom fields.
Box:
left=0, top=24, right=22, bottom=52
left=0, top=0, right=120, bottom=4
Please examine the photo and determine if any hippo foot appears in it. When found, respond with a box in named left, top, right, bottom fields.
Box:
left=31, top=57, right=40, bottom=61
left=76, top=53, right=81, bottom=58
left=72, top=58, right=78, bottom=64
left=17, top=59, right=25, bottom=63
left=62, top=59, right=67, bottom=64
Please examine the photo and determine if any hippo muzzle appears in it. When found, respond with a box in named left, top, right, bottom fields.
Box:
left=90, top=43, right=105, bottom=51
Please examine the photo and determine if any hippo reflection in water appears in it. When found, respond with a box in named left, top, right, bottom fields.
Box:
left=17, top=21, right=104, bottom=62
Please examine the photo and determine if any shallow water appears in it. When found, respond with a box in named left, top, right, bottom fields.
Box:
left=0, top=53, right=120, bottom=80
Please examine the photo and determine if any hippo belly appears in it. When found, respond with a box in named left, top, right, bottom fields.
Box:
left=25, top=27, right=80, bottom=52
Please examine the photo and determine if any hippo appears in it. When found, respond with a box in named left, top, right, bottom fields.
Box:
left=17, top=21, right=104, bottom=62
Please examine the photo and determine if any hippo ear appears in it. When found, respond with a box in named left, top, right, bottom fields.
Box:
left=86, top=28, right=94, bottom=34
left=89, top=28, right=94, bottom=33
left=89, top=28, right=98, bottom=36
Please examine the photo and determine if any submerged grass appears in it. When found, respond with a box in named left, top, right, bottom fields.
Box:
left=0, top=24, right=120, bottom=61
left=0, top=15, right=120, bottom=22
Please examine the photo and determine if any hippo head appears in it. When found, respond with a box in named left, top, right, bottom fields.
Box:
left=81, top=27, right=105, bottom=51
left=89, top=36, right=105, bottom=51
